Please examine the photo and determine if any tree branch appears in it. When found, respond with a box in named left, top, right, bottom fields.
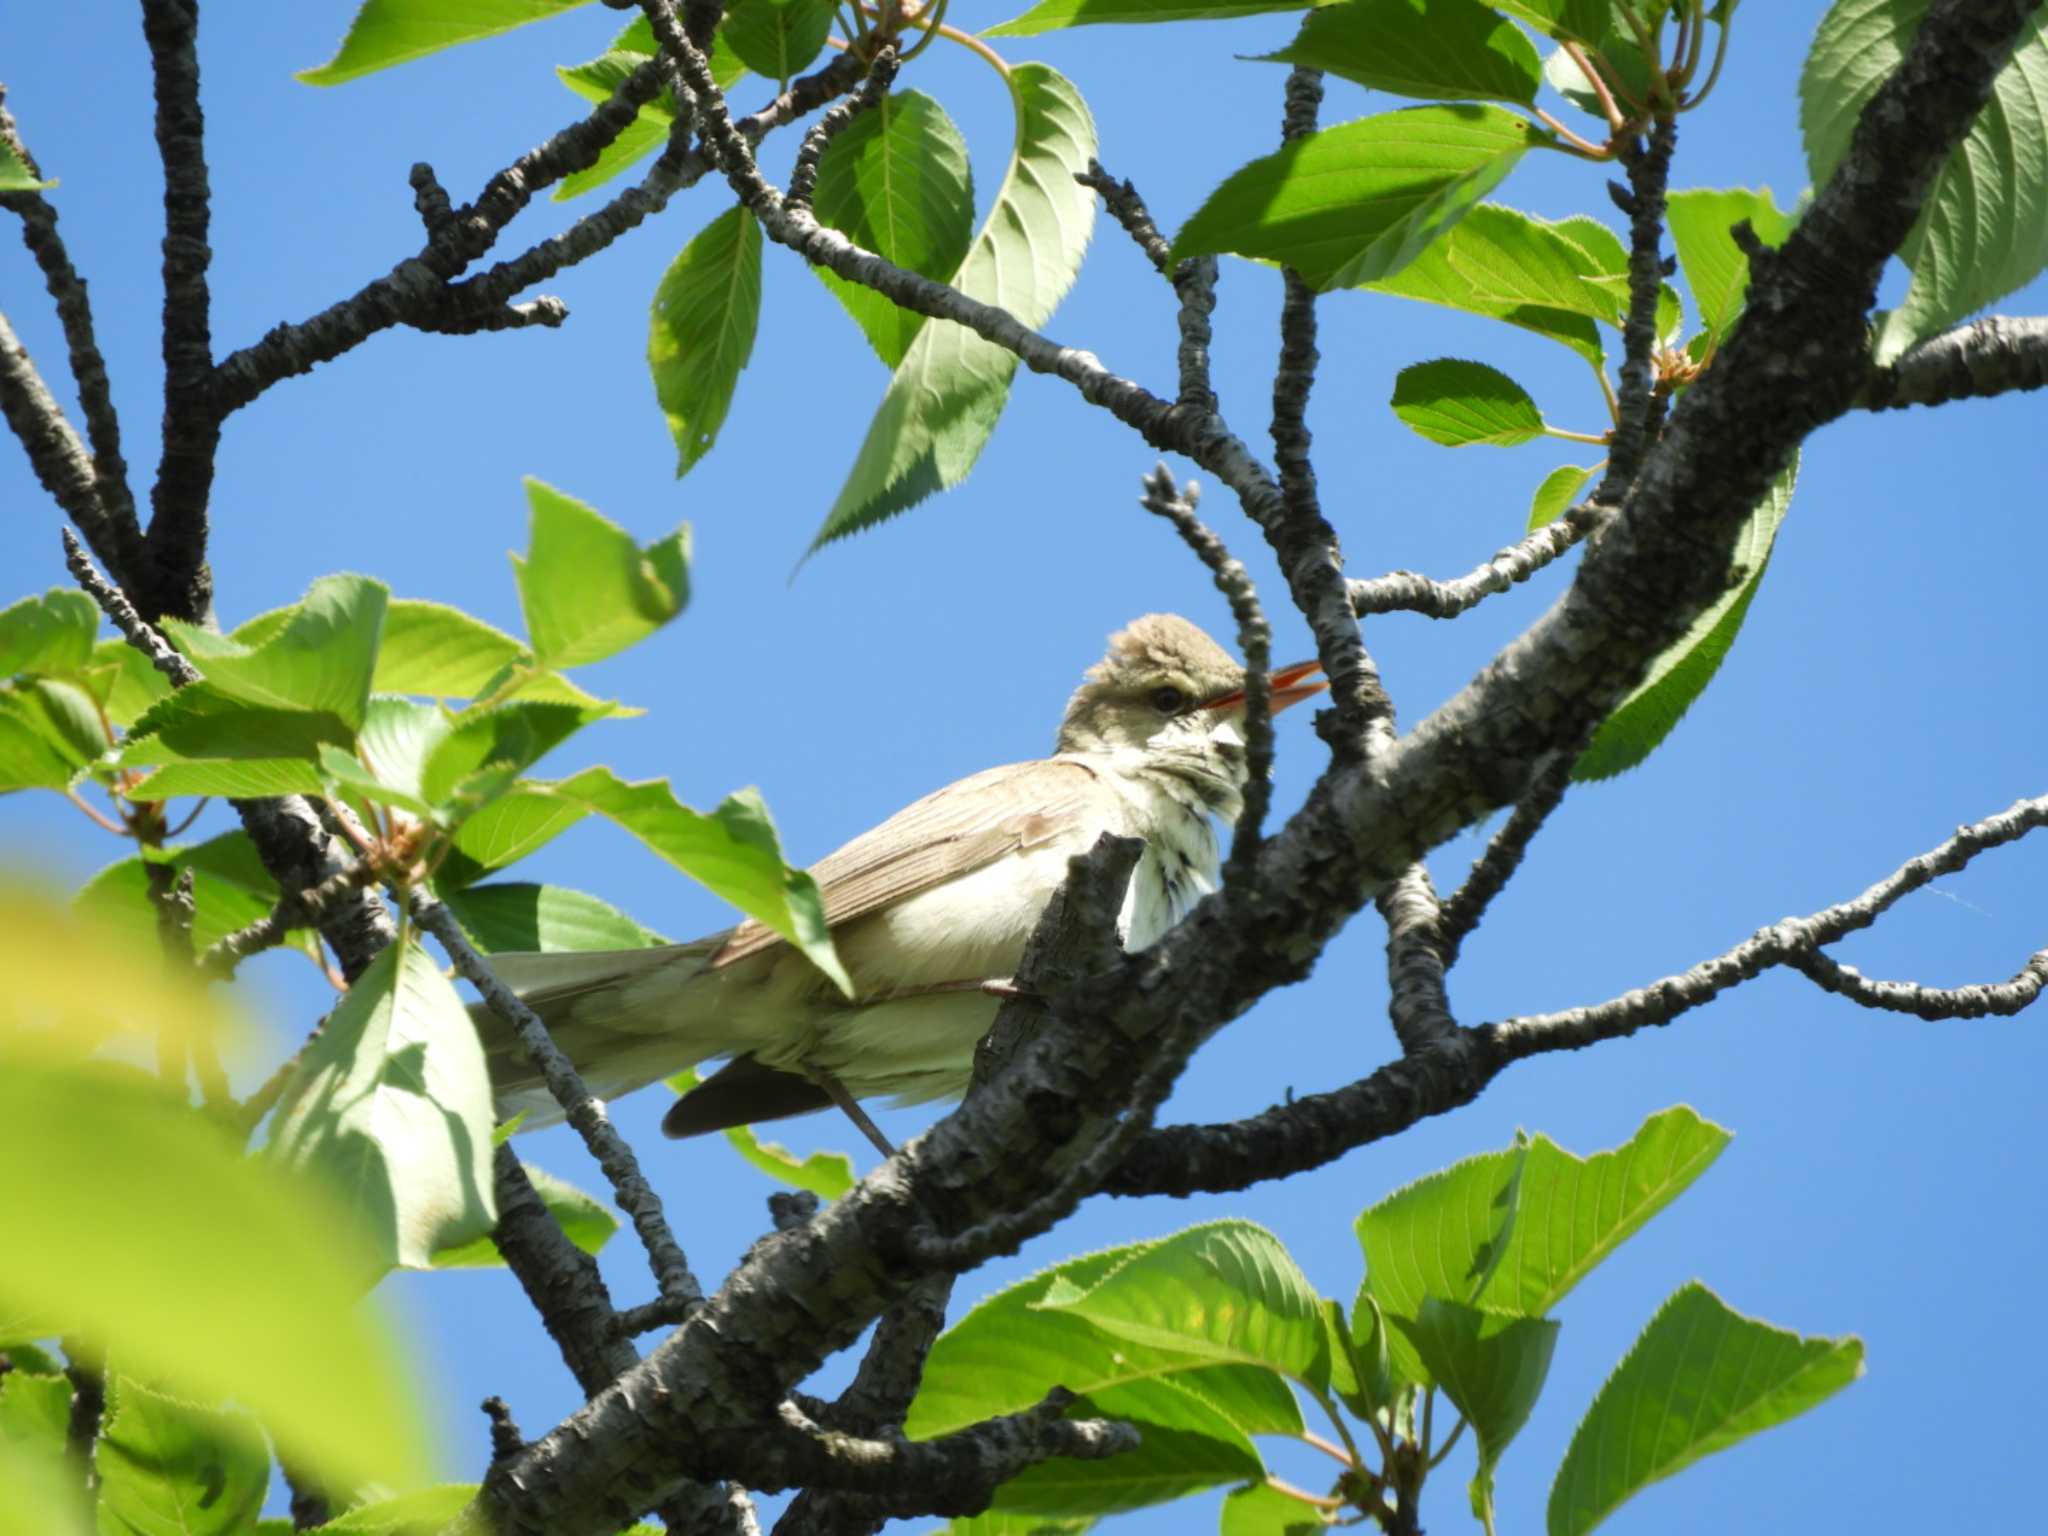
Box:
left=1600, top=117, right=1677, bottom=493
left=1348, top=503, right=1606, bottom=619
left=139, top=0, right=219, bottom=624
left=1377, top=863, right=1457, bottom=1055
left=1857, top=313, right=2048, bottom=409
left=1, top=315, right=132, bottom=582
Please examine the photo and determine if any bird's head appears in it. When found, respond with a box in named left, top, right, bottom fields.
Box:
left=1054, top=615, right=1324, bottom=787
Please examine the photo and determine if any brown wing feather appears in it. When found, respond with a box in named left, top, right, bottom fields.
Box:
left=710, top=757, right=1111, bottom=969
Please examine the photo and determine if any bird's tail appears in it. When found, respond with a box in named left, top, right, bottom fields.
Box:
left=472, top=938, right=729, bottom=1131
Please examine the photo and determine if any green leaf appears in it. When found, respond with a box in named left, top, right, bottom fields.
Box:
left=430, top=1164, right=617, bottom=1268
left=76, top=832, right=318, bottom=963
left=721, top=0, right=836, bottom=82
left=1033, top=1220, right=1330, bottom=1391
left=913, top=1240, right=1299, bottom=1433
left=1528, top=462, right=1598, bottom=530
left=0, top=590, right=97, bottom=677
left=931, top=1517, right=1096, bottom=1536
left=1475, top=1107, right=1731, bottom=1318
left=1391, top=358, right=1547, bottom=447
left=1490, top=0, right=1629, bottom=42
left=121, top=758, right=328, bottom=802
left=0, top=1366, right=71, bottom=1458
left=0, top=138, right=53, bottom=192
left=548, top=767, right=850, bottom=992
left=1398, top=1300, right=1559, bottom=1532
left=419, top=700, right=612, bottom=812
left=116, top=683, right=350, bottom=794
left=1664, top=186, right=1797, bottom=344
left=437, top=787, right=591, bottom=888
left=0, top=1061, right=431, bottom=1492
left=986, top=0, right=1306, bottom=36
left=298, top=0, right=594, bottom=85
left=1356, top=1144, right=1524, bottom=1388
left=1574, top=452, right=1797, bottom=779
left=1802, top=0, right=2048, bottom=361
left=309, top=1484, right=481, bottom=1532
left=1436, top=207, right=1626, bottom=324
left=670, top=1068, right=856, bottom=1199
left=267, top=939, right=499, bottom=1272
left=1219, top=1481, right=1326, bottom=1536
left=373, top=601, right=525, bottom=697
left=512, top=479, right=690, bottom=669
left=162, top=574, right=387, bottom=733
left=0, top=687, right=93, bottom=792
left=95, top=1377, right=269, bottom=1536
left=988, top=1391, right=1259, bottom=1516
left=812, top=91, right=976, bottom=369
left=443, top=881, right=666, bottom=954
left=1259, top=0, right=1544, bottom=105
left=86, top=640, right=175, bottom=728
left=650, top=206, right=764, bottom=479
left=1548, top=1283, right=1863, bottom=1536
left=1172, top=106, right=1542, bottom=291
left=813, top=64, right=1096, bottom=548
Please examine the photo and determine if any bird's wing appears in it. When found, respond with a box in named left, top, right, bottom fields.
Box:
left=711, top=756, right=1115, bottom=970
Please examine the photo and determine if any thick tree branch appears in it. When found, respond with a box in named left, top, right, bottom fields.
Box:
left=1, top=316, right=132, bottom=581
left=1857, top=313, right=2048, bottom=408
left=1377, top=863, right=1457, bottom=1055
left=139, top=0, right=219, bottom=624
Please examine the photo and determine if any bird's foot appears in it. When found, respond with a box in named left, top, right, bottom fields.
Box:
left=812, top=1068, right=897, bottom=1160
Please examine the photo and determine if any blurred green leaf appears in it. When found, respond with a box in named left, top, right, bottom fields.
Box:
left=814, top=64, right=1096, bottom=548
left=1575, top=453, right=1797, bottom=779
left=298, top=0, right=593, bottom=85
left=512, top=480, right=689, bottom=670
left=1399, top=1299, right=1559, bottom=1530
left=1218, top=1481, right=1325, bottom=1536
left=443, top=881, right=665, bottom=954
left=0, top=1059, right=431, bottom=1491
left=1259, top=0, right=1544, bottom=105
left=1803, top=0, right=2048, bottom=360
left=1476, top=1107, right=1730, bottom=1317
left=550, top=766, right=851, bottom=995
left=76, top=831, right=319, bottom=964
left=650, top=206, right=764, bottom=479
left=430, top=1164, right=616, bottom=1268
left=268, top=939, right=498, bottom=1272
left=1548, top=1283, right=1862, bottom=1536
left=1173, top=107, right=1541, bottom=290
left=0, top=590, right=97, bottom=677
left=0, top=687, right=93, bottom=792
left=928, top=1517, right=1096, bottom=1536
left=0, top=1365, right=70, bottom=1458
left=162, top=574, right=386, bottom=733
left=95, top=1376, right=269, bottom=1536
left=86, top=640, right=175, bottom=728
left=1391, top=358, right=1547, bottom=447
left=812, top=91, right=976, bottom=368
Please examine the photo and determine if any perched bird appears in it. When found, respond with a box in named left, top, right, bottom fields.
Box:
left=481, top=614, right=1324, bottom=1145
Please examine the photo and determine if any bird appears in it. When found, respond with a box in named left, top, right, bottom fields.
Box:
left=479, top=614, right=1324, bottom=1149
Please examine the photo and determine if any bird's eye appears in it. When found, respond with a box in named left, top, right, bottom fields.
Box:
left=1150, top=686, right=1188, bottom=714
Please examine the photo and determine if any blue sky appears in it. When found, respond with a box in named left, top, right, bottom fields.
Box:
left=3, top=3, right=2046, bottom=1532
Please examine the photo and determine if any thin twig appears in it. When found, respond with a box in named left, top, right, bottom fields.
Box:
left=1076, top=160, right=1172, bottom=274
left=1437, top=751, right=1575, bottom=965
left=787, top=48, right=897, bottom=210
left=1601, top=118, right=1678, bottom=494
left=1348, top=503, right=1607, bottom=619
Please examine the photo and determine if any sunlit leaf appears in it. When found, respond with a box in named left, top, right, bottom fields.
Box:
left=299, top=0, right=594, bottom=85
left=430, top=1164, right=617, bottom=1268
left=1665, top=186, right=1798, bottom=343
left=1548, top=1283, right=1862, bottom=1536
left=986, top=0, right=1305, bottom=36
left=1399, top=1299, right=1559, bottom=1529
left=1173, top=106, right=1543, bottom=290
left=95, top=1377, right=269, bottom=1536
left=1802, top=0, right=2048, bottom=360
left=0, top=590, right=97, bottom=677
left=721, top=0, right=835, bottom=82
left=1574, top=453, right=1797, bottom=779
left=268, top=939, right=498, bottom=1271
left=814, top=65, right=1095, bottom=547
left=812, top=91, right=976, bottom=368
left=548, top=766, right=851, bottom=994
left=1528, top=462, right=1598, bottom=530
left=1391, top=358, right=1547, bottom=446
left=668, top=1069, right=855, bottom=1200
left=1259, top=0, right=1544, bottom=105
left=650, top=206, right=764, bottom=479
left=162, top=574, right=386, bottom=733
left=444, top=881, right=666, bottom=954
left=512, top=480, right=688, bottom=670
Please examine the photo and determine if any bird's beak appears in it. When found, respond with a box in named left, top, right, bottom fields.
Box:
left=1205, top=658, right=1327, bottom=716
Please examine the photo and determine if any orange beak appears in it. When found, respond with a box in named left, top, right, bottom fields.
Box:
left=1204, top=658, right=1327, bottom=716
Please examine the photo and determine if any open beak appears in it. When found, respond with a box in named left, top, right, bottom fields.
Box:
left=1204, top=658, right=1327, bottom=716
